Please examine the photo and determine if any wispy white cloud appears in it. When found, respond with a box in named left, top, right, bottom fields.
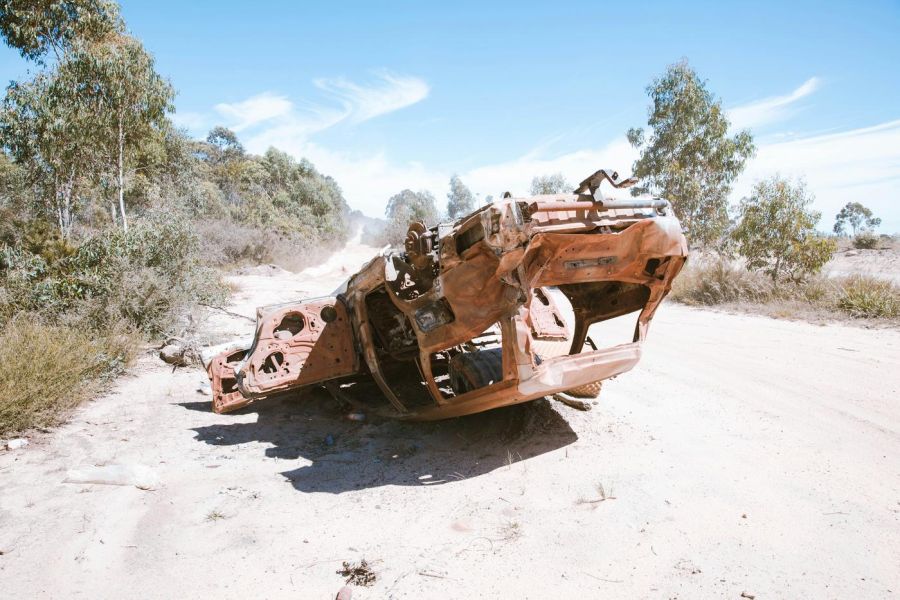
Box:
left=214, top=92, right=294, bottom=132
left=735, top=119, right=900, bottom=232
left=463, top=138, right=638, bottom=200
left=313, top=70, right=430, bottom=124
left=190, top=75, right=900, bottom=232
left=197, top=71, right=435, bottom=217
left=727, top=77, right=821, bottom=130
left=211, top=71, right=430, bottom=139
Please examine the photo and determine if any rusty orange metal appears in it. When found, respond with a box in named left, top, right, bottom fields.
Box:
left=205, top=168, right=688, bottom=419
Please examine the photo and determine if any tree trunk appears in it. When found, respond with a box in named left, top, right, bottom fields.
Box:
left=56, top=170, right=76, bottom=238
left=117, top=116, right=128, bottom=233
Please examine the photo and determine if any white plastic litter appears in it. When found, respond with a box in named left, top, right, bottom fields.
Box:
left=64, top=463, right=159, bottom=490
left=6, top=438, right=29, bottom=450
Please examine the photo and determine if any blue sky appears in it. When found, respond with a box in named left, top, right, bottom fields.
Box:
left=2, top=0, right=899, bottom=231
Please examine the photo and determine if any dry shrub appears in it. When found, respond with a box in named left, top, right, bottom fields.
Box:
left=671, top=257, right=900, bottom=322
left=196, top=219, right=275, bottom=267
left=1, top=210, right=224, bottom=337
left=670, top=258, right=773, bottom=305
left=0, top=211, right=225, bottom=434
left=0, top=315, right=138, bottom=435
left=852, top=232, right=879, bottom=250
left=836, top=275, right=900, bottom=318
left=195, top=218, right=342, bottom=272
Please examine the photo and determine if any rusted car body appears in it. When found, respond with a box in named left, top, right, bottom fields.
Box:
left=206, top=169, right=688, bottom=420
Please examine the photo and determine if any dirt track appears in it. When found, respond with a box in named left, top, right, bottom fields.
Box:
left=2, top=236, right=899, bottom=599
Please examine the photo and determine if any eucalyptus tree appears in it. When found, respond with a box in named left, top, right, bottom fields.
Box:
left=627, top=60, right=755, bottom=247
left=732, top=176, right=835, bottom=284
left=383, top=188, right=438, bottom=245
left=833, top=202, right=881, bottom=236
left=446, top=174, right=474, bottom=218
left=530, top=173, right=569, bottom=195
left=0, top=0, right=122, bottom=62
left=0, top=68, right=97, bottom=235
left=62, top=34, right=174, bottom=231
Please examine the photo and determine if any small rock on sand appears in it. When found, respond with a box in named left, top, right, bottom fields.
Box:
left=159, top=344, right=188, bottom=366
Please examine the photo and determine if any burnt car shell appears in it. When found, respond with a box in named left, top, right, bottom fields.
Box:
left=206, top=169, right=688, bottom=420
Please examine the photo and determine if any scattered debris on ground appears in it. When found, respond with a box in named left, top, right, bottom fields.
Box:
left=63, top=463, right=159, bottom=490
left=159, top=343, right=189, bottom=366
left=5, top=438, right=29, bottom=450
left=577, top=482, right=617, bottom=506
left=553, top=393, right=592, bottom=411
left=337, top=559, right=377, bottom=586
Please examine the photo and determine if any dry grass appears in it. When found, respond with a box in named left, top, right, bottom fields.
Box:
left=671, top=257, right=900, bottom=323
left=837, top=275, right=900, bottom=318
left=0, top=316, right=138, bottom=436
left=671, top=258, right=773, bottom=305
left=852, top=232, right=880, bottom=250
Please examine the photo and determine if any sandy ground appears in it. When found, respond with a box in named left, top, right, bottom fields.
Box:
left=2, top=235, right=899, bottom=599
left=824, top=246, right=900, bottom=284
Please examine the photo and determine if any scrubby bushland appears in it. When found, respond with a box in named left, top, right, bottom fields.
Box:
left=671, top=257, right=774, bottom=305
left=671, top=257, right=900, bottom=321
left=852, top=232, right=879, bottom=250
left=185, top=145, right=350, bottom=269
left=0, top=210, right=223, bottom=335
left=731, top=177, right=836, bottom=284
left=0, top=316, right=136, bottom=434
left=0, top=210, right=224, bottom=435
left=0, top=1, right=351, bottom=435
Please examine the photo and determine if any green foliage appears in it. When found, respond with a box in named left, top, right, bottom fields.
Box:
left=0, top=210, right=223, bottom=335
left=381, top=188, right=438, bottom=245
left=836, top=275, right=900, bottom=318
left=0, top=0, right=351, bottom=435
left=0, top=66, right=96, bottom=234
left=0, top=0, right=122, bottom=62
left=530, top=173, right=570, bottom=195
left=0, top=151, right=25, bottom=206
left=833, top=201, right=881, bottom=236
left=446, top=174, right=474, bottom=218
left=731, top=177, right=836, bottom=283
left=628, top=60, right=755, bottom=247
left=61, top=34, right=175, bottom=230
left=206, top=125, right=244, bottom=161
left=0, top=19, right=174, bottom=234
left=852, top=231, right=879, bottom=249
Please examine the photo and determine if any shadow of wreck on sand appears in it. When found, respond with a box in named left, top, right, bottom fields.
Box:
left=187, top=388, right=578, bottom=494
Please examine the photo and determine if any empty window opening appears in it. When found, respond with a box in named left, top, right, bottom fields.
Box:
left=274, top=313, right=305, bottom=338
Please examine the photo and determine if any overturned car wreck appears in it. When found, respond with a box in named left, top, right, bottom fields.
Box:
left=206, top=169, right=688, bottom=420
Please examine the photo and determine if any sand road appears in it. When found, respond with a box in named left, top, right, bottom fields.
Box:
left=2, top=236, right=898, bottom=599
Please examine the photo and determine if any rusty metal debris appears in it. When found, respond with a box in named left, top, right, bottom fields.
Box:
left=205, top=168, right=688, bottom=420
